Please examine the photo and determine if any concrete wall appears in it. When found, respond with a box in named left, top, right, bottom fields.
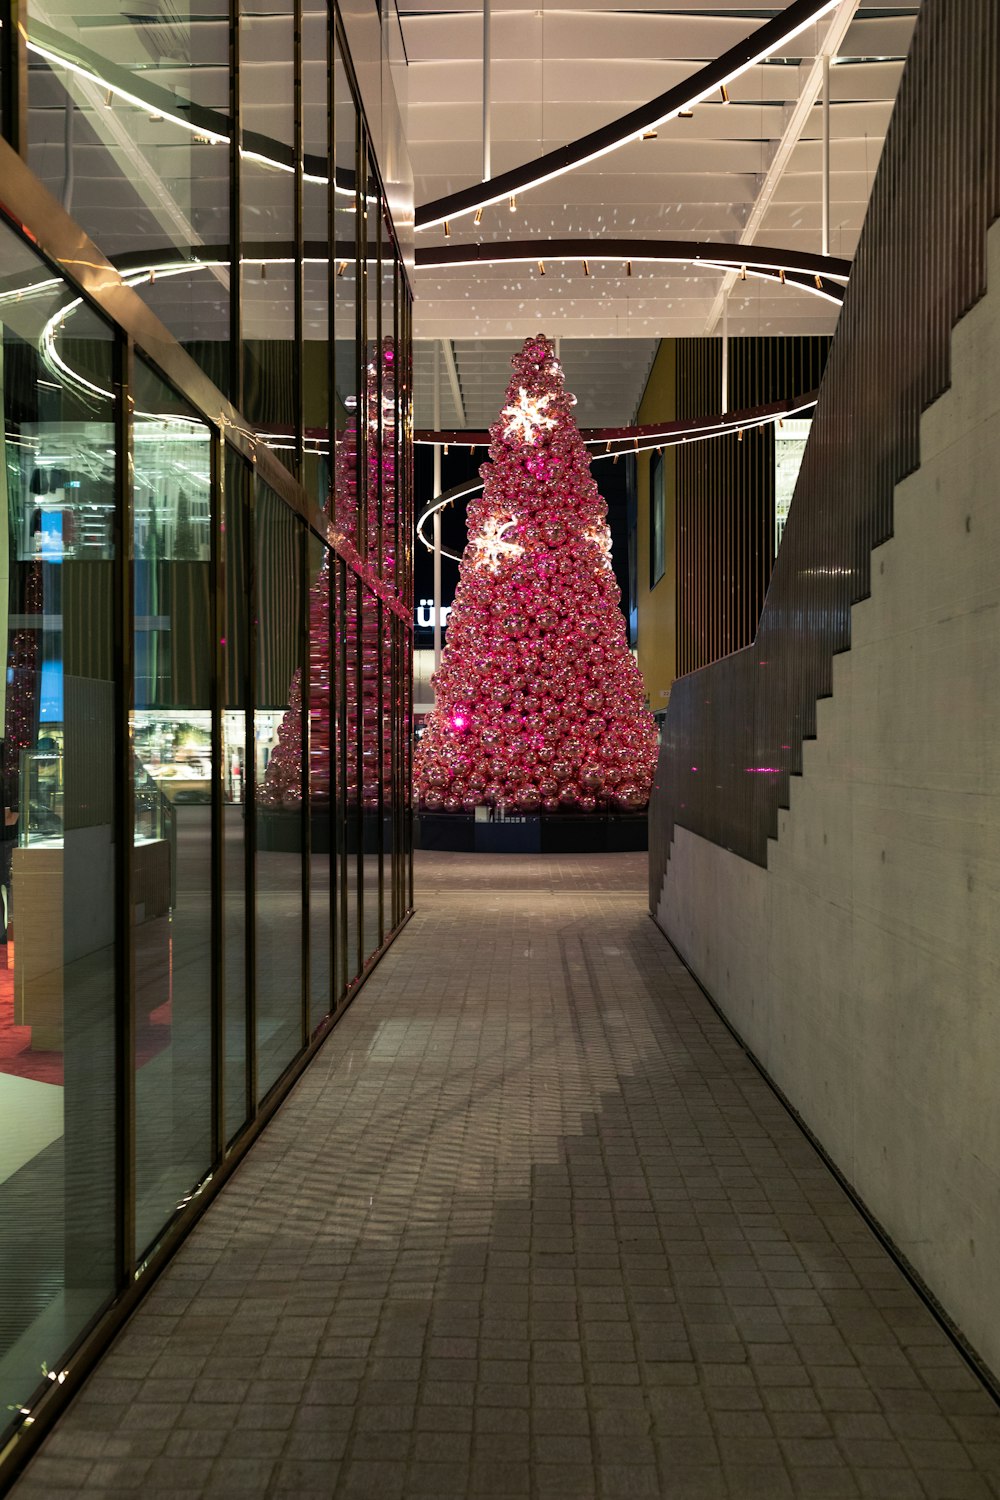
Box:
left=635, top=341, right=677, bottom=712
left=655, top=220, right=1000, bottom=1380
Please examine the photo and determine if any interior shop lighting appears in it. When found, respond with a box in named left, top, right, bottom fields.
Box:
left=415, top=0, right=842, bottom=230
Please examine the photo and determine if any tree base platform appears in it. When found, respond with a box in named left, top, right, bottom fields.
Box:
left=416, top=811, right=648, bottom=855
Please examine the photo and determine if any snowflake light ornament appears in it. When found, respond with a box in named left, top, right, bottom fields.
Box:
left=501, top=388, right=557, bottom=445
left=584, top=526, right=614, bottom=568
left=468, top=516, right=524, bottom=573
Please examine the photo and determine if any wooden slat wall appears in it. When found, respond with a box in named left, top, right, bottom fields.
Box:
left=674, top=336, right=830, bottom=676
left=651, top=0, right=1000, bottom=905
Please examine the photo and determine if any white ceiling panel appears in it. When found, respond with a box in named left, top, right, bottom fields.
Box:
left=404, top=0, right=922, bottom=395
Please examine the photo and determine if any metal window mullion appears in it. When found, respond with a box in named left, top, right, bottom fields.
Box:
left=210, top=430, right=225, bottom=1165
left=229, top=0, right=243, bottom=409
left=357, top=129, right=368, bottom=563
left=376, top=598, right=384, bottom=947
left=337, top=560, right=349, bottom=1000
left=354, top=573, right=364, bottom=977
left=113, top=331, right=136, bottom=1288
left=299, top=522, right=310, bottom=1044
left=354, top=127, right=367, bottom=971
left=326, top=0, right=339, bottom=1012
left=245, top=475, right=258, bottom=1120
left=293, top=0, right=305, bottom=482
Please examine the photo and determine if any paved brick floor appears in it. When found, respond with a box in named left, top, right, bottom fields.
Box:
left=11, top=852, right=1000, bottom=1499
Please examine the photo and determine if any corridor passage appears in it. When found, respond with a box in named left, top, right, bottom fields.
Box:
left=11, top=853, right=1000, bottom=1500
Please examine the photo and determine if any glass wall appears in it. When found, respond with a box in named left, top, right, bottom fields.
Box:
left=0, top=218, right=118, bottom=1434
left=0, top=6, right=413, bottom=1472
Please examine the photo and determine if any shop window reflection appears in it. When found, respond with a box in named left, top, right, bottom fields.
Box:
left=222, top=451, right=251, bottom=1143
left=131, top=363, right=213, bottom=1256
left=255, top=484, right=306, bottom=1094
left=0, top=225, right=117, bottom=1427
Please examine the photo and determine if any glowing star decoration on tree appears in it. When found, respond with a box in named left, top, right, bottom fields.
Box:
left=501, top=388, right=557, bottom=444
left=468, top=516, right=525, bottom=574
left=415, top=333, right=659, bottom=815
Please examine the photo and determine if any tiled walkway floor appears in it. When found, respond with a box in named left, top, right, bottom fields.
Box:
left=11, top=852, right=1000, bottom=1500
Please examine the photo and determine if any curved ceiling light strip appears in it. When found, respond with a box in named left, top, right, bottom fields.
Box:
left=416, top=239, right=851, bottom=306
left=415, top=393, right=819, bottom=560
left=25, top=22, right=357, bottom=194
left=415, top=0, right=841, bottom=230
left=420, top=388, right=818, bottom=453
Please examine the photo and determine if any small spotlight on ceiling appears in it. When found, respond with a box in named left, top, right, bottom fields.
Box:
left=443, top=220, right=451, bottom=237
left=582, top=259, right=590, bottom=276
left=720, top=83, right=731, bottom=104
left=509, top=195, right=517, bottom=212
left=641, top=129, right=657, bottom=140
left=474, top=206, right=483, bottom=225
left=538, top=260, right=546, bottom=276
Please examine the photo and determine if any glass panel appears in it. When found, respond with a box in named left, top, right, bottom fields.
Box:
left=331, top=558, right=347, bottom=1001
left=341, top=570, right=361, bottom=982
left=0, top=225, right=117, bottom=1433
left=131, top=361, right=213, bottom=1254
left=362, top=590, right=381, bottom=960
left=650, top=451, right=665, bottom=588
left=27, top=3, right=233, bottom=396
left=380, top=226, right=398, bottom=582
left=333, top=34, right=359, bottom=547
left=303, top=0, right=331, bottom=515
left=307, top=533, right=332, bottom=1031
left=222, top=448, right=250, bottom=1143
left=363, top=166, right=380, bottom=566
left=385, top=616, right=398, bottom=932
left=254, top=483, right=304, bottom=1095
left=241, top=0, right=296, bottom=467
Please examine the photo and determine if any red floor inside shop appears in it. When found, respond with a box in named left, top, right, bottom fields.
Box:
left=0, top=948, right=171, bottom=1086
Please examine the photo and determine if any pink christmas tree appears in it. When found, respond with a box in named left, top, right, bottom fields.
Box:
left=415, top=334, right=657, bottom=814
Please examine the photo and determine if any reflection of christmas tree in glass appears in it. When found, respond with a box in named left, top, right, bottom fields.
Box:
left=173, top=488, right=197, bottom=559
left=415, top=334, right=657, bottom=814
left=259, top=343, right=397, bottom=811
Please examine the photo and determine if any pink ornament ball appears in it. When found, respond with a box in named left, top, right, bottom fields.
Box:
left=558, top=783, right=580, bottom=807
left=517, top=786, right=542, bottom=811
left=424, top=789, right=444, bottom=811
